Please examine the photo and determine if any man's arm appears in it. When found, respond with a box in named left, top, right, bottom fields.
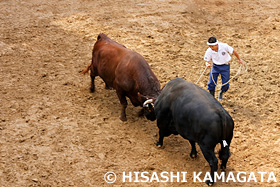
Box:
left=233, top=49, right=242, bottom=64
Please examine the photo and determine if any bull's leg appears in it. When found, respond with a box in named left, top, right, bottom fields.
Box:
left=116, top=89, right=128, bottom=121
left=156, top=129, right=165, bottom=147
left=199, top=145, right=218, bottom=186
left=189, top=140, right=198, bottom=158
left=90, top=72, right=96, bottom=93
left=156, top=129, right=172, bottom=147
left=156, top=117, right=172, bottom=147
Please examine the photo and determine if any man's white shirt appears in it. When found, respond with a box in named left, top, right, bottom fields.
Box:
left=204, top=43, right=234, bottom=65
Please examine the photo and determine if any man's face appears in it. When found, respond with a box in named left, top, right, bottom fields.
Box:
left=209, top=44, right=218, bottom=52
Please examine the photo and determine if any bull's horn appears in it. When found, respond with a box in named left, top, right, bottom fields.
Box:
left=143, top=99, right=153, bottom=107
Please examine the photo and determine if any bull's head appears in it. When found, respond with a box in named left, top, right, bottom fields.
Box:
left=137, top=92, right=157, bottom=121
left=142, top=98, right=156, bottom=121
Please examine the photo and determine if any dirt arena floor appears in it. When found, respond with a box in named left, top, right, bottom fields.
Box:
left=1, top=0, right=279, bottom=186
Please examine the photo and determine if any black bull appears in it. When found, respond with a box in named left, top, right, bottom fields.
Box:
left=145, top=78, right=234, bottom=186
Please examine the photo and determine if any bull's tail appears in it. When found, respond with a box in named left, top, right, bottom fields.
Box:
left=81, top=35, right=100, bottom=75
left=81, top=63, right=91, bottom=75
left=218, top=109, right=233, bottom=170
left=219, top=142, right=230, bottom=171
left=219, top=109, right=229, bottom=147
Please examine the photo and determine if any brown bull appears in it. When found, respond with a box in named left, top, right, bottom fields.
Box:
left=82, top=33, right=161, bottom=121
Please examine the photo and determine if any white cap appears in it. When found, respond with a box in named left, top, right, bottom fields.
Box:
left=207, top=40, right=219, bottom=45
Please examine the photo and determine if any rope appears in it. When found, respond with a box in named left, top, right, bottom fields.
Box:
left=196, top=60, right=247, bottom=87
left=195, top=66, right=208, bottom=84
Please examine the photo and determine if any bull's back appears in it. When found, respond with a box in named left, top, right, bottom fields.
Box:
left=92, top=37, right=130, bottom=87
left=158, top=78, right=222, bottom=111
left=114, top=53, right=160, bottom=106
left=94, top=35, right=158, bottom=88
left=155, top=78, right=233, bottom=141
left=91, top=33, right=160, bottom=107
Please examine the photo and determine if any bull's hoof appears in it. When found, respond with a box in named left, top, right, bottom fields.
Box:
left=190, top=153, right=197, bottom=158
left=220, top=165, right=226, bottom=172
left=120, top=115, right=127, bottom=122
left=90, top=87, right=95, bottom=93
left=105, top=85, right=113, bottom=90
left=156, top=142, right=163, bottom=148
left=206, top=180, right=214, bottom=186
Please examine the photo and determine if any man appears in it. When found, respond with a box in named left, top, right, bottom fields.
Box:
left=204, top=37, right=242, bottom=101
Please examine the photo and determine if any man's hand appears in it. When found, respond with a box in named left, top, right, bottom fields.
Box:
left=205, top=61, right=211, bottom=68
left=238, top=59, right=243, bottom=64
left=233, top=50, right=243, bottom=64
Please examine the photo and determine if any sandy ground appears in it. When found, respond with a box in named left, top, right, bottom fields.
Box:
left=1, top=0, right=280, bottom=186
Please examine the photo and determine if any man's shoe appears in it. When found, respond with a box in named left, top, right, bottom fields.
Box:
left=218, top=90, right=225, bottom=101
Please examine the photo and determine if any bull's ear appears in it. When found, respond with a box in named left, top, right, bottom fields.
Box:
left=137, top=92, right=142, bottom=101
left=137, top=92, right=147, bottom=103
